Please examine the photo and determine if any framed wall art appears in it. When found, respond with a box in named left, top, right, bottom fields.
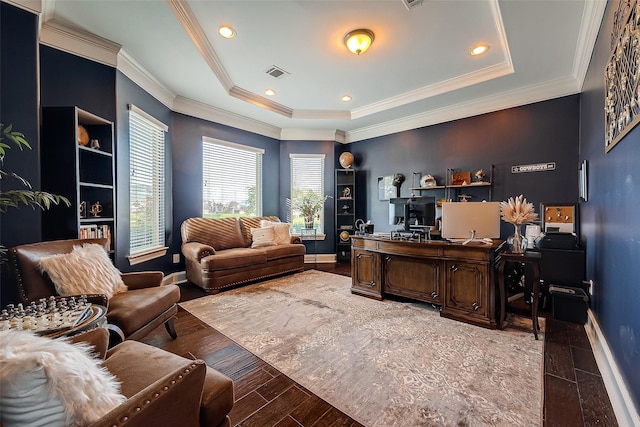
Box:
left=377, top=175, right=395, bottom=201
left=604, top=0, right=640, bottom=152
left=541, top=203, right=578, bottom=234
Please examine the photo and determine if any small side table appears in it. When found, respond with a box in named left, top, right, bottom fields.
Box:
left=299, top=228, right=318, bottom=268
left=498, top=251, right=542, bottom=340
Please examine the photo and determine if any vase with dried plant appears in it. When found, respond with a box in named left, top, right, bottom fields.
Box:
left=499, top=194, right=538, bottom=253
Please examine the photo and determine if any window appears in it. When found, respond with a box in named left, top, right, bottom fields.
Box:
left=128, top=105, right=167, bottom=264
left=202, top=137, right=263, bottom=218
left=290, top=154, right=326, bottom=234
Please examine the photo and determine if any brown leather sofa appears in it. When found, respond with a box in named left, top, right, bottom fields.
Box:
left=181, top=216, right=305, bottom=293
left=70, top=328, right=234, bottom=427
left=9, top=238, right=180, bottom=342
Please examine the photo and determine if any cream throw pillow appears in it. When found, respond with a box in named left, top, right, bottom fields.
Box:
left=39, top=243, right=127, bottom=299
left=259, top=220, right=292, bottom=245
left=0, top=329, right=126, bottom=427
left=251, top=227, right=277, bottom=248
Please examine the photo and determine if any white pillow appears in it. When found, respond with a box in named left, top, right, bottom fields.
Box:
left=39, top=243, right=127, bottom=299
left=251, top=227, right=277, bottom=248
left=259, top=220, right=292, bottom=245
left=0, top=329, right=126, bottom=427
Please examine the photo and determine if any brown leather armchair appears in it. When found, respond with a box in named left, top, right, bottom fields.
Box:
left=70, top=328, right=234, bottom=427
left=8, top=238, right=180, bottom=343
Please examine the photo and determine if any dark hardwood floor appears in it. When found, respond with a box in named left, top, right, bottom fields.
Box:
left=141, top=264, right=618, bottom=427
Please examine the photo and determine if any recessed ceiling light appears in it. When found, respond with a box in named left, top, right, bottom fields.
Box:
left=341, top=95, right=352, bottom=102
left=218, top=25, right=236, bottom=39
left=265, top=88, right=276, bottom=96
left=470, top=44, right=489, bottom=56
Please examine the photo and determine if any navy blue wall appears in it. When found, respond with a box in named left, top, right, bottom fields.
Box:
left=348, top=95, right=581, bottom=238
left=40, top=46, right=116, bottom=123
left=0, top=3, right=39, bottom=301
left=171, top=112, right=281, bottom=267
left=579, top=1, right=640, bottom=409
left=115, top=72, right=173, bottom=271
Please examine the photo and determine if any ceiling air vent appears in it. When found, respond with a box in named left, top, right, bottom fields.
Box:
left=402, top=0, right=423, bottom=10
left=265, top=65, right=290, bottom=79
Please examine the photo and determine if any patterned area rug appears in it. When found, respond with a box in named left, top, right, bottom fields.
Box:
left=181, top=270, right=544, bottom=427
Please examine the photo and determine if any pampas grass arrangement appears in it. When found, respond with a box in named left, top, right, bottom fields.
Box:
left=500, top=194, right=538, bottom=225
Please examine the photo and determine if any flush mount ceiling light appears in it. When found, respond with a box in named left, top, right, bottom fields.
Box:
left=264, top=88, right=276, bottom=96
left=344, top=29, right=375, bottom=55
left=341, top=95, right=352, bottom=102
left=470, top=44, right=489, bottom=56
left=218, top=25, right=236, bottom=39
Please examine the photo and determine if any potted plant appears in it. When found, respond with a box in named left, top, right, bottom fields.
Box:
left=1, top=123, right=70, bottom=263
left=291, top=191, right=331, bottom=229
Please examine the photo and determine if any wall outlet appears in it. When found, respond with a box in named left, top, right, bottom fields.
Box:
left=172, top=253, right=180, bottom=264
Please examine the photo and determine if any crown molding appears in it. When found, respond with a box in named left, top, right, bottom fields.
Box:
left=573, top=0, right=607, bottom=90
left=166, top=0, right=233, bottom=91
left=2, top=0, right=41, bottom=14
left=344, top=76, right=581, bottom=143
left=351, top=62, right=514, bottom=120
left=40, top=19, right=121, bottom=67
left=173, top=96, right=282, bottom=140
left=228, top=86, right=293, bottom=117
left=117, top=49, right=176, bottom=109
left=292, top=110, right=351, bottom=120
left=280, top=128, right=343, bottom=142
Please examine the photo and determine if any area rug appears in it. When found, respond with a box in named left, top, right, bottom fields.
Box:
left=180, top=270, right=543, bottom=427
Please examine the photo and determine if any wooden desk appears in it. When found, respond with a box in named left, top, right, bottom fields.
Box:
left=497, top=251, right=542, bottom=339
left=351, top=235, right=504, bottom=329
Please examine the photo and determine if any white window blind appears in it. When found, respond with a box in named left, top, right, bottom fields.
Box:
left=202, top=137, right=263, bottom=218
left=290, top=154, right=326, bottom=233
left=128, top=105, right=167, bottom=258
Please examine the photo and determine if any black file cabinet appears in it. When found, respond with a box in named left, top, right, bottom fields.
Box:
left=533, top=247, right=586, bottom=310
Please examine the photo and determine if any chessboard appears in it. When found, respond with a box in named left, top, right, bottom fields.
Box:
left=0, top=296, right=106, bottom=338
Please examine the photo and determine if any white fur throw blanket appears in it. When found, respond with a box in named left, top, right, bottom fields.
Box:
left=0, top=329, right=125, bottom=427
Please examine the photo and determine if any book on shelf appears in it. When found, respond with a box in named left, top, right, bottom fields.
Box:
left=79, top=224, right=112, bottom=250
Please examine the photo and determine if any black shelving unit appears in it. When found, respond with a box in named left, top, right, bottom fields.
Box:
left=335, top=169, right=355, bottom=263
left=41, top=107, right=116, bottom=257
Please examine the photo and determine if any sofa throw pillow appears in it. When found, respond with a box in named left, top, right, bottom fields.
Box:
left=251, top=227, right=277, bottom=248
left=259, top=220, right=292, bottom=245
left=39, top=243, right=127, bottom=299
left=0, top=329, right=126, bottom=427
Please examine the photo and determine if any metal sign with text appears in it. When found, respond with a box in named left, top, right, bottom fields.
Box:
left=511, top=162, right=556, bottom=174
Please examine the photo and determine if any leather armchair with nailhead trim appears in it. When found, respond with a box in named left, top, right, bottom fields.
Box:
left=71, top=328, right=234, bottom=427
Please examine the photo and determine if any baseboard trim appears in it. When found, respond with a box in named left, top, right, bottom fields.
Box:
left=585, top=309, right=640, bottom=427
left=305, top=254, right=337, bottom=264
left=162, top=271, right=187, bottom=286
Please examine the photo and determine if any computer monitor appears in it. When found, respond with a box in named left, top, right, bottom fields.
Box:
left=441, top=202, right=501, bottom=240
left=389, top=197, right=407, bottom=226
left=389, top=197, right=436, bottom=231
